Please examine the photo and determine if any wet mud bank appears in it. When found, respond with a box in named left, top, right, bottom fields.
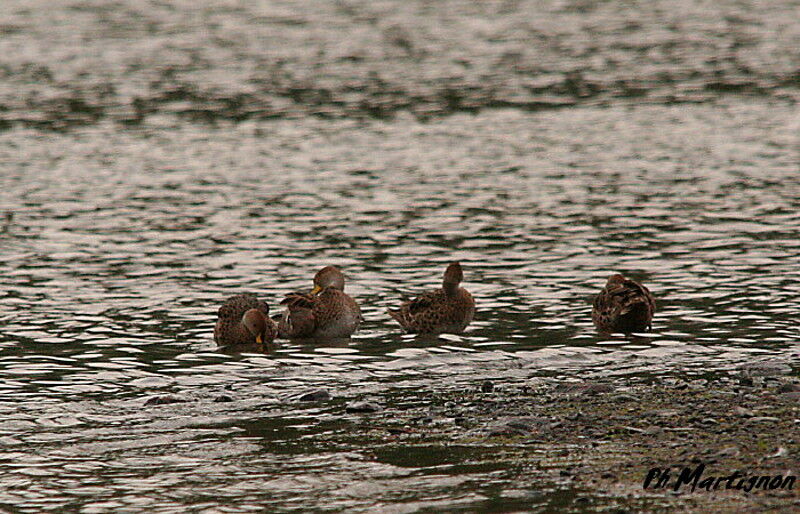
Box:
left=2, top=0, right=800, bottom=129
left=318, top=364, right=800, bottom=511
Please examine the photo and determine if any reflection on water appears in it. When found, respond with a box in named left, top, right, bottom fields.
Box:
left=1, top=101, right=799, bottom=511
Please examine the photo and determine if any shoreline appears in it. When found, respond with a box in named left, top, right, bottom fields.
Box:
left=327, top=368, right=800, bottom=511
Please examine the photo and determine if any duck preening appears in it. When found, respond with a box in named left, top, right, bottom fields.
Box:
left=214, top=294, right=277, bottom=347
left=277, top=266, right=362, bottom=339
left=591, top=274, right=656, bottom=334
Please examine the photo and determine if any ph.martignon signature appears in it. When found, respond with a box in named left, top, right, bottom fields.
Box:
left=643, top=463, right=796, bottom=493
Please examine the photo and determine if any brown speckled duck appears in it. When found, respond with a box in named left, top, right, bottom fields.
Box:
left=214, top=293, right=277, bottom=347
left=592, top=274, right=656, bottom=334
left=388, top=262, right=475, bottom=335
left=277, top=266, right=362, bottom=339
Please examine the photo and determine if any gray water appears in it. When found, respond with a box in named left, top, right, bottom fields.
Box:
left=2, top=0, right=800, bottom=511
left=2, top=101, right=799, bottom=512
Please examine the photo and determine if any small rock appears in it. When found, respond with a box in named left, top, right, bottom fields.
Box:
left=477, top=416, right=549, bottom=437
left=715, top=446, right=740, bottom=458
left=767, top=447, right=788, bottom=459
left=296, top=389, right=331, bottom=402
left=346, top=401, right=381, bottom=413
left=620, top=425, right=646, bottom=434
left=213, top=394, right=234, bottom=403
left=481, top=381, right=494, bottom=393
left=144, top=395, right=186, bottom=406
left=582, top=383, right=614, bottom=395
left=555, top=382, right=613, bottom=396
left=778, top=383, right=800, bottom=393
left=746, top=416, right=781, bottom=424
left=734, top=406, right=754, bottom=417
left=652, top=409, right=680, bottom=418
left=740, top=361, right=792, bottom=378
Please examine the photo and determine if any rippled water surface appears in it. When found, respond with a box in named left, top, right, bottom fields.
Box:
left=2, top=0, right=800, bottom=507
left=1, top=99, right=799, bottom=511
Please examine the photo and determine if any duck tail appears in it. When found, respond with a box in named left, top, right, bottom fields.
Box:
left=620, top=297, right=649, bottom=316
left=619, top=301, right=652, bottom=331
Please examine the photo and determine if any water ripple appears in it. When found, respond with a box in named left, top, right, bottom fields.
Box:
left=1, top=101, right=799, bottom=511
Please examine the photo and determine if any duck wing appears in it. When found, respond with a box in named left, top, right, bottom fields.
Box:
left=407, top=290, right=439, bottom=314
left=218, top=293, right=268, bottom=320
left=389, top=290, right=443, bottom=332
left=593, top=279, right=655, bottom=332
left=279, top=292, right=317, bottom=338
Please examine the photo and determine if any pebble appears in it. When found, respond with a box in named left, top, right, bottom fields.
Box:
left=346, top=401, right=381, bottom=413
left=767, top=447, right=788, bottom=458
left=556, top=382, right=614, bottom=396
left=740, top=361, right=792, bottom=377
left=144, top=395, right=186, bottom=406
left=746, top=416, right=781, bottom=424
left=715, top=447, right=740, bottom=458
left=620, top=425, right=646, bottom=434
left=650, top=409, right=680, bottom=418
left=295, top=389, right=332, bottom=402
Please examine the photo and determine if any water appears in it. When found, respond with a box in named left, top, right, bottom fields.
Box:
left=1, top=101, right=798, bottom=511
left=2, top=1, right=800, bottom=511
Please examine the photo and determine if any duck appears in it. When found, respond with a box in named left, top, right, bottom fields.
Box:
left=591, top=274, right=656, bottom=334
left=214, top=293, right=277, bottom=346
left=277, top=266, right=362, bottom=339
left=388, top=262, right=475, bottom=335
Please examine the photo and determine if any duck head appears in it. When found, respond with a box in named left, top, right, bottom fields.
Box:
left=311, top=266, right=345, bottom=294
left=242, top=308, right=269, bottom=344
left=606, top=273, right=627, bottom=286
left=442, top=262, right=464, bottom=295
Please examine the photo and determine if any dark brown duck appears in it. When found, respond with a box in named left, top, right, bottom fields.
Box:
left=214, top=293, right=277, bottom=346
left=277, top=266, right=362, bottom=339
left=592, top=274, right=656, bottom=334
left=388, top=262, right=475, bottom=335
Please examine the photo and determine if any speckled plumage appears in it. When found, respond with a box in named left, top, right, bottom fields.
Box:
left=592, top=274, right=656, bottom=334
left=277, top=266, right=362, bottom=339
left=214, top=293, right=277, bottom=346
left=388, top=262, right=475, bottom=335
